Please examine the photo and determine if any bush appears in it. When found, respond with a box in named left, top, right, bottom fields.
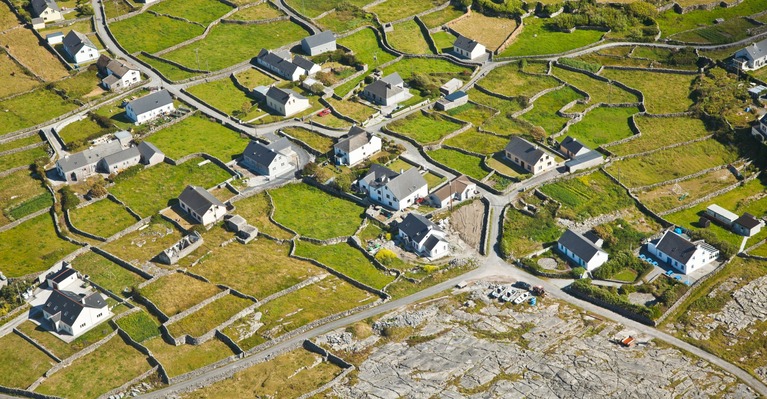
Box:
left=687, top=229, right=737, bottom=259
left=59, top=186, right=80, bottom=211
left=570, top=266, right=585, bottom=278
left=375, top=248, right=398, bottom=265
left=110, top=164, right=143, bottom=183
left=87, top=181, right=108, bottom=199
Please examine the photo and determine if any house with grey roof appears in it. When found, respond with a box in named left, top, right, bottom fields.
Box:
left=125, top=89, right=175, bottom=124
left=292, top=55, right=321, bottom=75
left=397, top=213, right=450, bottom=259
left=138, top=141, right=165, bottom=166
left=42, top=287, right=109, bottom=337
left=429, top=175, right=476, bottom=208
left=440, top=78, right=463, bottom=96
left=257, top=49, right=305, bottom=81
left=265, top=86, right=310, bottom=117
left=435, top=90, right=468, bottom=111
left=647, top=230, right=719, bottom=275
left=56, top=140, right=124, bottom=182
left=361, top=73, right=408, bottom=106
left=301, top=31, right=336, bottom=56
left=178, top=185, right=227, bottom=226
left=504, top=136, right=555, bottom=175
left=46, top=267, right=77, bottom=290
left=31, top=0, right=62, bottom=23
left=333, top=126, right=382, bottom=166
left=453, top=35, right=485, bottom=60
left=98, top=146, right=141, bottom=174
left=734, top=38, right=767, bottom=71
left=96, top=55, right=140, bottom=91
left=564, top=150, right=604, bottom=173
left=732, top=213, right=764, bottom=237
left=559, top=136, right=590, bottom=159
left=557, top=229, right=609, bottom=271
left=62, top=31, right=99, bottom=64
left=241, top=138, right=296, bottom=178
left=358, top=164, right=428, bottom=210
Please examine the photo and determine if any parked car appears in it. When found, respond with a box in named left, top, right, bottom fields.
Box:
left=500, top=288, right=517, bottom=302
left=489, top=286, right=504, bottom=298
left=513, top=292, right=530, bottom=305
left=515, top=281, right=531, bottom=290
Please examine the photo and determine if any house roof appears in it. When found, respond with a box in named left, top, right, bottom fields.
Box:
left=292, top=55, right=318, bottom=72
left=101, top=146, right=140, bottom=166
left=266, top=86, right=306, bottom=105
left=738, top=38, right=767, bottom=61
left=127, top=90, right=173, bottom=116
left=444, top=91, right=467, bottom=102
left=31, top=17, right=44, bottom=24
left=334, top=127, right=373, bottom=153
left=44, top=289, right=106, bottom=327
left=655, top=230, right=698, bottom=265
left=46, top=32, right=64, bottom=39
left=178, top=185, right=225, bottom=217
left=258, top=49, right=304, bottom=78
left=361, top=164, right=400, bottom=186
left=560, top=136, right=589, bottom=155
left=564, top=150, right=603, bottom=168
left=431, top=175, right=473, bottom=202
left=423, top=235, right=443, bottom=252
left=380, top=72, right=403, bottom=86
left=505, top=136, right=549, bottom=166
left=707, top=204, right=739, bottom=221
left=48, top=267, right=76, bottom=285
left=558, top=229, right=604, bottom=263
left=57, top=140, right=123, bottom=173
left=138, top=141, right=164, bottom=160
left=386, top=168, right=427, bottom=200
left=31, top=0, right=60, bottom=15
left=734, top=213, right=761, bottom=229
left=102, top=75, right=119, bottom=85
left=364, top=73, right=405, bottom=101
left=106, top=59, right=137, bottom=77
left=243, top=138, right=291, bottom=168
left=63, top=30, right=96, bottom=56
left=302, top=31, right=335, bottom=49
left=441, top=78, right=463, bottom=92
left=453, top=35, right=482, bottom=52
left=399, top=213, right=441, bottom=245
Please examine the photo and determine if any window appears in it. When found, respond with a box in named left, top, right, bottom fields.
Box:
left=80, top=323, right=86, bottom=328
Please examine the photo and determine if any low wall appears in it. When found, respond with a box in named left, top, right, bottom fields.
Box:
left=0, top=385, right=61, bottom=399
left=90, top=247, right=154, bottom=280
left=13, top=328, right=62, bottom=363
left=45, top=329, right=119, bottom=377
left=565, top=285, right=655, bottom=326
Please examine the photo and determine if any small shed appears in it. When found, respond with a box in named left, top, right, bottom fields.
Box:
left=439, top=78, right=463, bottom=96
left=31, top=17, right=45, bottom=30
left=46, top=32, right=64, bottom=45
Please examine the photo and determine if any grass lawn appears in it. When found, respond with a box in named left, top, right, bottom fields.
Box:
left=69, top=199, right=139, bottom=238
left=149, top=114, right=249, bottom=161
left=140, top=273, right=223, bottom=317
left=58, top=117, right=114, bottom=151
left=382, top=57, right=472, bottom=83
left=500, top=205, right=562, bottom=258
left=284, top=0, right=370, bottom=18
left=442, top=102, right=495, bottom=125
left=566, top=106, right=640, bottom=148
left=180, top=349, right=342, bottom=398
left=194, top=238, right=322, bottom=300
left=443, top=128, right=509, bottom=155
left=636, top=168, right=739, bottom=214
left=0, top=169, right=50, bottom=226
left=368, top=0, right=443, bottom=22
left=656, top=0, right=767, bottom=38
left=600, top=69, right=695, bottom=114
left=427, top=148, right=489, bottom=180
left=0, top=213, right=80, bottom=278
left=338, top=28, right=397, bottom=68
left=486, top=153, right=530, bottom=179
left=295, top=241, right=394, bottom=290
left=499, top=17, right=604, bottom=57
left=229, top=2, right=284, bottom=20
left=518, top=86, right=583, bottom=135
left=100, top=221, right=184, bottom=266
left=186, top=79, right=262, bottom=120
left=326, top=97, right=377, bottom=122
left=281, top=127, right=334, bottom=153
left=0, top=88, right=77, bottom=136
left=316, top=8, right=375, bottom=33
left=388, top=20, right=433, bottom=54
left=163, top=21, right=309, bottom=71
left=52, top=69, right=102, bottom=101
left=149, top=0, right=233, bottom=25
left=110, top=13, right=205, bottom=54
left=605, top=139, right=738, bottom=188
left=0, top=334, right=55, bottom=388
left=269, top=183, right=364, bottom=240
left=479, top=63, right=560, bottom=99
left=234, top=67, right=276, bottom=88
left=0, top=145, right=49, bottom=172
left=421, top=5, right=464, bottom=28
left=449, top=12, right=517, bottom=51
left=539, top=170, right=634, bottom=220
left=608, top=116, right=711, bottom=156
left=357, top=222, right=383, bottom=243
left=70, top=251, right=147, bottom=296
left=17, top=321, right=78, bottom=359
left=467, top=90, right=527, bottom=135
left=423, top=171, right=446, bottom=190
left=387, top=112, right=464, bottom=144
left=144, top=337, right=235, bottom=378
left=231, top=193, right=294, bottom=240
left=136, top=54, right=201, bottom=82
left=108, top=158, right=232, bottom=217
left=0, top=52, right=40, bottom=99
left=36, top=335, right=151, bottom=399
left=431, top=31, right=457, bottom=53
left=552, top=66, right=639, bottom=105
left=168, top=294, right=253, bottom=338
left=114, top=311, right=160, bottom=343
left=0, top=27, right=69, bottom=82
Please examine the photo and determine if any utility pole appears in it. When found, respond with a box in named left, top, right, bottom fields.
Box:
left=195, top=47, right=200, bottom=71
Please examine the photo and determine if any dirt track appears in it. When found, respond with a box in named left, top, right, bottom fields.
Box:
left=450, top=200, right=486, bottom=251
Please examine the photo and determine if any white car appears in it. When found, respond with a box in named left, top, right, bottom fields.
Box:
left=513, top=292, right=530, bottom=305
left=489, top=286, right=504, bottom=298
left=501, top=288, right=518, bottom=302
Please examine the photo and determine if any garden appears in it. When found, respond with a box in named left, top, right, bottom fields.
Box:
left=269, top=183, right=364, bottom=240
left=148, top=114, right=250, bottom=161
left=539, top=170, right=634, bottom=221
left=230, top=192, right=294, bottom=240
left=185, top=79, right=264, bottom=122
left=295, top=241, right=395, bottom=290
left=388, top=20, right=433, bottom=54
left=500, top=203, right=562, bottom=259
left=0, top=213, right=80, bottom=278
left=498, top=17, right=604, bottom=57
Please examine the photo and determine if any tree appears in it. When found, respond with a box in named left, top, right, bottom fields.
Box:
left=302, top=162, right=319, bottom=177
left=87, top=181, right=108, bottom=199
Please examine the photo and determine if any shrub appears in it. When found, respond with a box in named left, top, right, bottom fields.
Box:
left=59, top=186, right=80, bottom=211
left=375, top=248, right=398, bottom=265
left=422, top=264, right=439, bottom=273
left=570, top=266, right=585, bottom=278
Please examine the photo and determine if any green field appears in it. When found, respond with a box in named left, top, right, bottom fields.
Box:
left=186, top=79, right=263, bottom=121
left=443, top=128, right=509, bottom=155
left=163, top=21, right=309, bottom=71
left=431, top=31, right=457, bottom=53
left=539, top=170, right=634, bottom=220
left=0, top=53, right=40, bottom=100
left=388, top=20, right=433, bottom=54
left=420, top=5, right=464, bottom=28
left=601, top=69, right=695, bottom=114
left=295, top=241, right=395, bottom=290
left=269, top=183, right=363, bottom=240
left=100, top=221, right=184, bottom=266
left=499, top=18, right=604, bottom=57
left=551, top=66, right=639, bottom=105
left=0, top=169, right=50, bottom=226
left=326, top=97, right=377, bottom=122
left=518, top=86, right=583, bottom=135
left=427, top=148, right=489, bottom=180
left=70, top=251, right=146, bottom=295
left=149, top=0, right=233, bottom=25
left=566, top=106, right=639, bottom=149
left=500, top=205, right=562, bottom=258
left=51, top=70, right=102, bottom=101
left=316, top=7, right=374, bottom=33
left=149, top=114, right=249, bottom=161
left=140, top=273, right=222, bottom=317
left=284, top=0, right=370, bottom=18
left=656, top=0, right=767, bottom=38
left=230, top=193, right=294, bottom=240
left=109, top=159, right=231, bottom=217
left=382, top=57, right=472, bottom=82
left=636, top=168, right=739, bottom=213
left=443, top=102, right=495, bottom=125
left=282, top=127, right=334, bottom=153
left=58, top=117, right=115, bottom=151
left=229, top=2, right=284, bottom=20
left=338, top=28, right=397, bottom=67
left=0, top=145, right=49, bottom=173
left=144, top=337, right=235, bottom=378
left=670, top=17, right=758, bottom=45
left=468, top=89, right=528, bottom=135
left=369, top=0, right=443, bottom=22
left=609, top=116, right=711, bottom=156
left=114, top=311, right=160, bottom=343
left=69, top=199, right=138, bottom=238
left=0, top=88, right=77, bottom=136
left=136, top=54, right=201, bottom=82
left=0, top=334, right=54, bottom=388
left=234, top=67, right=276, bottom=88
left=168, top=294, right=253, bottom=338
left=478, top=63, right=560, bottom=98
left=110, top=13, right=205, bottom=54
left=0, top=213, right=80, bottom=278
left=387, top=112, right=464, bottom=144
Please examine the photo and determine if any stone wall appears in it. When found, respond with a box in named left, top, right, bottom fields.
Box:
left=0, top=206, right=50, bottom=234
left=164, top=288, right=230, bottom=326
left=90, top=247, right=154, bottom=280
left=45, top=330, right=119, bottom=377
left=495, top=15, right=525, bottom=55
left=13, top=328, right=62, bottom=363
left=564, top=285, right=655, bottom=326
left=0, top=385, right=61, bottom=399
left=657, top=171, right=760, bottom=216
left=96, top=365, right=158, bottom=399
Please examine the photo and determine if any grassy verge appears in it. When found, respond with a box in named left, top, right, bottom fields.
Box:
left=295, top=241, right=395, bottom=290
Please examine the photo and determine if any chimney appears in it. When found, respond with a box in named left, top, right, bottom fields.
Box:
left=400, top=168, right=404, bottom=174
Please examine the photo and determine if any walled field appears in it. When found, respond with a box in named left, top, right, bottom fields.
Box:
left=234, top=67, right=276, bottom=88
left=468, top=90, right=527, bottom=135
left=229, top=2, right=284, bottom=20
left=0, top=169, right=50, bottom=227
left=443, top=128, right=509, bottom=155
left=230, top=193, right=294, bottom=240
left=70, top=251, right=147, bottom=295
left=168, top=294, right=253, bottom=338
left=193, top=238, right=322, bottom=299
left=635, top=168, right=739, bottom=214
left=136, top=54, right=201, bottom=82
left=100, top=221, right=184, bottom=266
left=103, top=0, right=137, bottom=18
left=449, top=13, right=516, bottom=51
left=162, top=21, right=309, bottom=71
left=518, top=86, right=583, bottom=135
left=0, top=27, right=69, bottom=81
left=108, top=159, right=232, bottom=217
left=431, top=31, right=457, bottom=53
left=442, top=103, right=495, bottom=125
left=539, top=170, right=634, bottom=220
left=656, top=0, right=767, bottom=38
left=36, top=335, right=151, bottom=399
left=58, top=117, right=114, bottom=151
left=552, top=66, right=639, bottom=105
left=149, top=114, right=250, bottom=161
left=110, top=13, right=206, bottom=54
left=269, top=183, right=364, bottom=240
left=284, top=0, right=370, bottom=18
left=478, top=64, right=559, bottom=99
left=0, top=88, right=77, bottom=135
left=149, top=0, right=233, bottom=25
left=605, top=139, right=739, bottom=188
left=499, top=18, right=604, bottom=57
left=144, top=337, right=235, bottom=378
left=140, top=273, right=223, bottom=317
left=295, top=241, right=395, bottom=290
left=500, top=206, right=562, bottom=258
left=566, top=106, right=639, bottom=149
left=420, top=5, right=464, bottom=28
left=316, top=7, right=375, bottom=33
left=69, top=199, right=139, bottom=238
left=0, top=1, right=19, bottom=30
left=0, top=333, right=55, bottom=388
left=607, top=116, right=711, bottom=156
left=16, top=321, right=78, bottom=359
left=0, top=213, right=80, bottom=278
left=115, top=311, right=160, bottom=343
left=0, top=145, right=49, bottom=172
left=185, top=79, right=263, bottom=121
left=326, top=97, right=378, bottom=122
left=388, top=20, right=433, bottom=54
left=382, top=57, right=472, bottom=84
left=600, top=69, right=695, bottom=114
left=388, top=112, right=464, bottom=144
left=281, top=127, right=334, bottom=153
left=368, top=0, right=443, bottom=22
left=0, top=52, right=39, bottom=99
left=338, top=28, right=397, bottom=67
left=427, top=148, right=489, bottom=180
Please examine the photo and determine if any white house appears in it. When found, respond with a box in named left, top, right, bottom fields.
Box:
left=138, top=141, right=165, bottom=166
left=256, top=49, right=305, bottom=81
left=733, top=38, right=767, bottom=71
left=62, top=31, right=99, bottom=64
left=732, top=213, right=763, bottom=237
left=96, top=55, right=141, bottom=91
left=358, top=164, right=428, bottom=211
left=301, top=31, right=336, bottom=56
left=397, top=213, right=450, bottom=259
left=125, top=89, right=175, bottom=124
left=559, top=136, right=591, bottom=159
left=46, top=267, right=78, bottom=290
left=31, top=0, right=63, bottom=23
left=556, top=229, right=609, bottom=272
left=333, top=126, right=382, bottom=166
left=42, top=289, right=109, bottom=337
left=361, top=73, right=408, bottom=106
left=753, top=114, right=767, bottom=141
left=453, top=35, right=485, bottom=60
left=647, top=230, right=719, bottom=275
left=56, top=140, right=124, bottom=182
left=241, top=138, right=296, bottom=178
left=292, top=55, right=321, bottom=76
left=98, top=146, right=141, bottom=174
left=265, top=86, right=310, bottom=117
left=504, top=136, right=555, bottom=175
left=429, top=175, right=476, bottom=208
left=178, top=185, right=227, bottom=226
